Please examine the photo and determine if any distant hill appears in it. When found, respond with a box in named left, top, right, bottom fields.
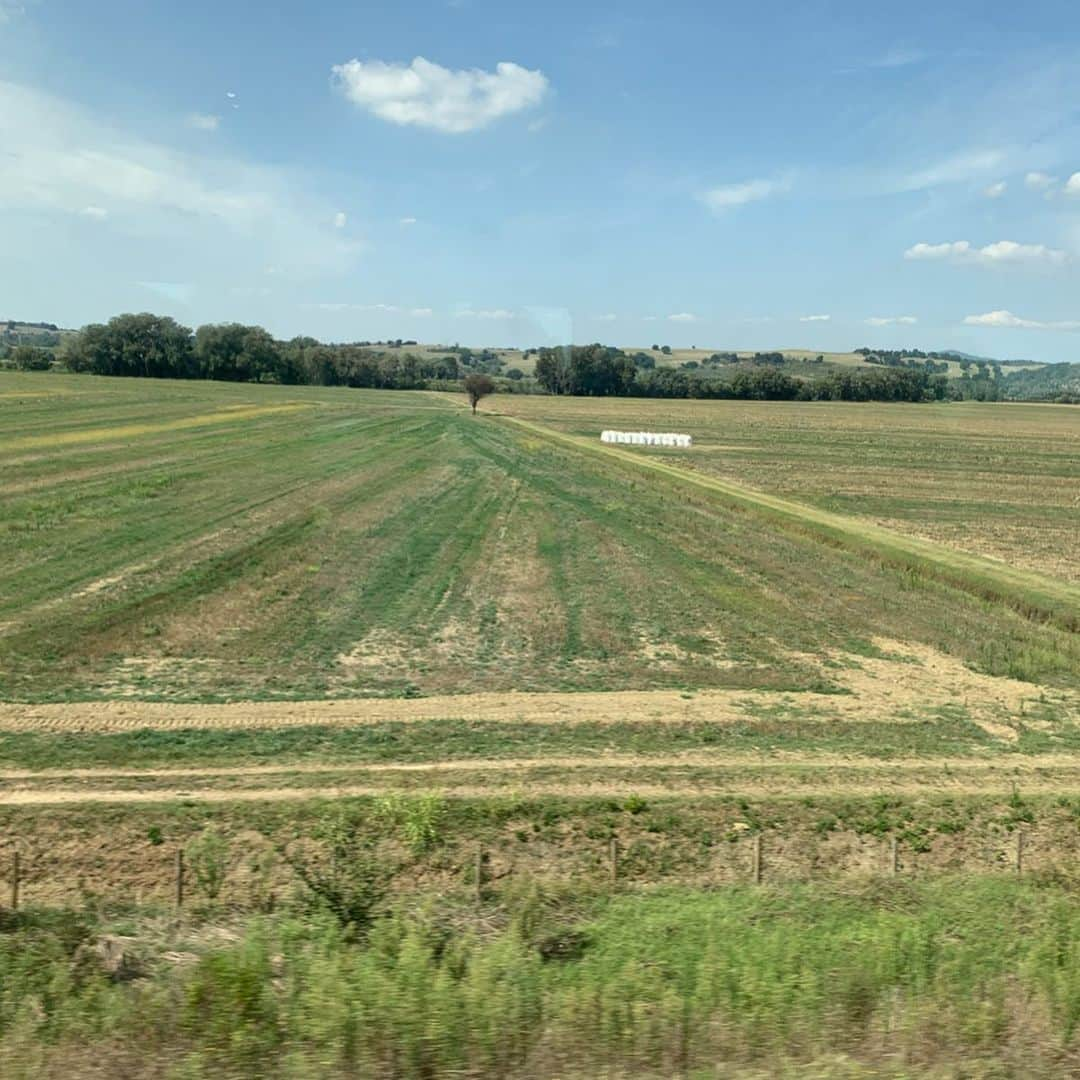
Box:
left=1001, top=363, right=1080, bottom=402
left=1, top=320, right=76, bottom=349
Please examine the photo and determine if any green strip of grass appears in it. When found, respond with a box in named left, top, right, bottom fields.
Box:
left=0, top=713, right=1011, bottom=771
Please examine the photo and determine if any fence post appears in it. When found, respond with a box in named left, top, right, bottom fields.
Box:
left=609, top=837, right=619, bottom=885
left=1015, top=831, right=1024, bottom=874
left=10, top=850, right=19, bottom=911
left=475, top=845, right=484, bottom=903
left=752, top=834, right=762, bottom=885
left=175, top=848, right=184, bottom=909
left=890, top=837, right=900, bottom=875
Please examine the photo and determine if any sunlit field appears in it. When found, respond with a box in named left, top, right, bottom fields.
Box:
left=4, top=370, right=1080, bottom=1079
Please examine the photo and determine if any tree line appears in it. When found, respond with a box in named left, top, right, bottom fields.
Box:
left=9, top=312, right=1074, bottom=404
left=534, top=344, right=954, bottom=402
left=62, top=314, right=468, bottom=389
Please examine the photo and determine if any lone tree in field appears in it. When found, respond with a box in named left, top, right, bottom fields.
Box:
left=464, top=373, right=495, bottom=414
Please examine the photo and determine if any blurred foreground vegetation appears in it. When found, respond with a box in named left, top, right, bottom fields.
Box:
left=4, top=874, right=1080, bottom=1078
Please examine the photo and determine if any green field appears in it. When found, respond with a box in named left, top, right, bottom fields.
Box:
left=2, top=372, right=1078, bottom=703
left=4, top=370, right=1080, bottom=1078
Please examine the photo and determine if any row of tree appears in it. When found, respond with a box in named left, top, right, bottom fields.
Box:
left=533, top=344, right=954, bottom=402
left=63, top=315, right=466, bottom=389
left=18, top=312, right=1075, bottom=404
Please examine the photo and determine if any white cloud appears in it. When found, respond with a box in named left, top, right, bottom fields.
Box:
left=984, top=180, right=1007, bottom=198
left=667, top=312, right=698, bottom=323
left=642, top=315, right=658, bottom=322
left=399, top=216, right=417, bottom=225
left=332, top=56, right=549, bottom=133
left=865, top=315, right=917, bottom=326
left=80, top=205, right=108, bottom=220
left=0, top=80, right=356, bottom=277
left=594, top=313, right=617, bottom=322
left=963, top=309, right=1080, bottom=331
left=0, top=2, right=26, bottom=25
left=1065, top=172, right=1080, bottom=196
left=700, top=178, right=784, bottom=213
left=905, top=240, right=971, bottom=260
left=186, top=113, right=220, bottom=132
left=411, top=307, right=433, bottom=317
left=799, top=314, right=831, bottom=322
left=527, top=116, right=548, bottom=133
left=977, top=240, right=1067, bottom=265
left=1025, top=171, right=1056, bottom=190
left=333, top=211, right=347, bottom=228
left=904, top=239, right=1066, bottom=266
left=456, top=308, right=515, bottom=319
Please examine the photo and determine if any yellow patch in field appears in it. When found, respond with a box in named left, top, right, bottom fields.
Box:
left=0, top=403, right=310, bottom=452
left=0, top=390, right=75, bottom=400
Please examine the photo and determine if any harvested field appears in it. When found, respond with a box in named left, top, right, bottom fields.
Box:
left=485, top=393, right=1080, bottom=584
left=2, top=373, right=1078, bottom=703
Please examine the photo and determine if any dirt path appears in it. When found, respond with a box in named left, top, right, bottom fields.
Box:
left=5, top=750, right=1080, bottom=784
left=1, top=636, right=1071, bottom=734
left=6, top=770, right=1080, bottom=806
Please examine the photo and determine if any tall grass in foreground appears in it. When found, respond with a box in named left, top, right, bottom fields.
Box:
left=4, top=876, right=1080, bottom=1077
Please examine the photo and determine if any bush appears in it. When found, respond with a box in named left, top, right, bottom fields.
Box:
left=11, top=345, right=52, bottom=371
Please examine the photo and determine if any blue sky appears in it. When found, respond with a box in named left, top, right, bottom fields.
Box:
left=3, top=0, right=1080, bottom=360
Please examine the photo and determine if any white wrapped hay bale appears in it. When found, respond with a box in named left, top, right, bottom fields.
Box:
left=600, top=430, right=693, bottom=448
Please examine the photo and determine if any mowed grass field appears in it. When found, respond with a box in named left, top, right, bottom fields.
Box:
left=5, top=371, right=1080, bottom=1078
left=2, top=371, right=1079, bottom=706
left=489, top=392, right=1080, bottom=585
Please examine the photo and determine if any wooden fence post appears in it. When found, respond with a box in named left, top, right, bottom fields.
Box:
left=475, top=846, right=484, bottom=903
left=890, top=837, right=900, bottom=875
left=752, top=834, right=762, bottom=885
left=175, top=848, right=184, bottom=909
left=609, top=837, right=619, bottom=885
left=10, top=850, right=19, bottom=911
left=1015, top=831, right=1024, bottom=874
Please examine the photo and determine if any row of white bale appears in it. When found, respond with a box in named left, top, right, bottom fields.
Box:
left=601, top=430, right=693, bottom=448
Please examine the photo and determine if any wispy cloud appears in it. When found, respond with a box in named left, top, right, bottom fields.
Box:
left=699, top=177, right=786, bottom=213
left=1024, top=170, right=1057, bottom=191
left=306, top=302, right=433, bottom=317
left=399, top=216, right=417, bottom=225
left=867, top=46, right=928, bottom=69
left=332, top=56, right=549, bottom=133
left=963, top=309, right=1080, bottom=330
left=333, top=211, right=347, bottom=229
left=594, top=313, right=617, bottom=322
left=904, top=239, right=1067, bottom=266
left=0, top=80, right=358, bottom=277
left=667, top=312, right=698, bottom=323
left=894, top=149, right=1005, bottom=193
left=984, top=180, right=1007, bottom=198
left=865, top=315, right=917, bottom=326
left=456, top=307, right=516, bottom=319
left=186, top=113, right=220, bottom=132
left=0, top=2, right=27, bottom=25
left=1066, top=172, right=1080, bottom=196
left=799, top=314, right=831, bottom=322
